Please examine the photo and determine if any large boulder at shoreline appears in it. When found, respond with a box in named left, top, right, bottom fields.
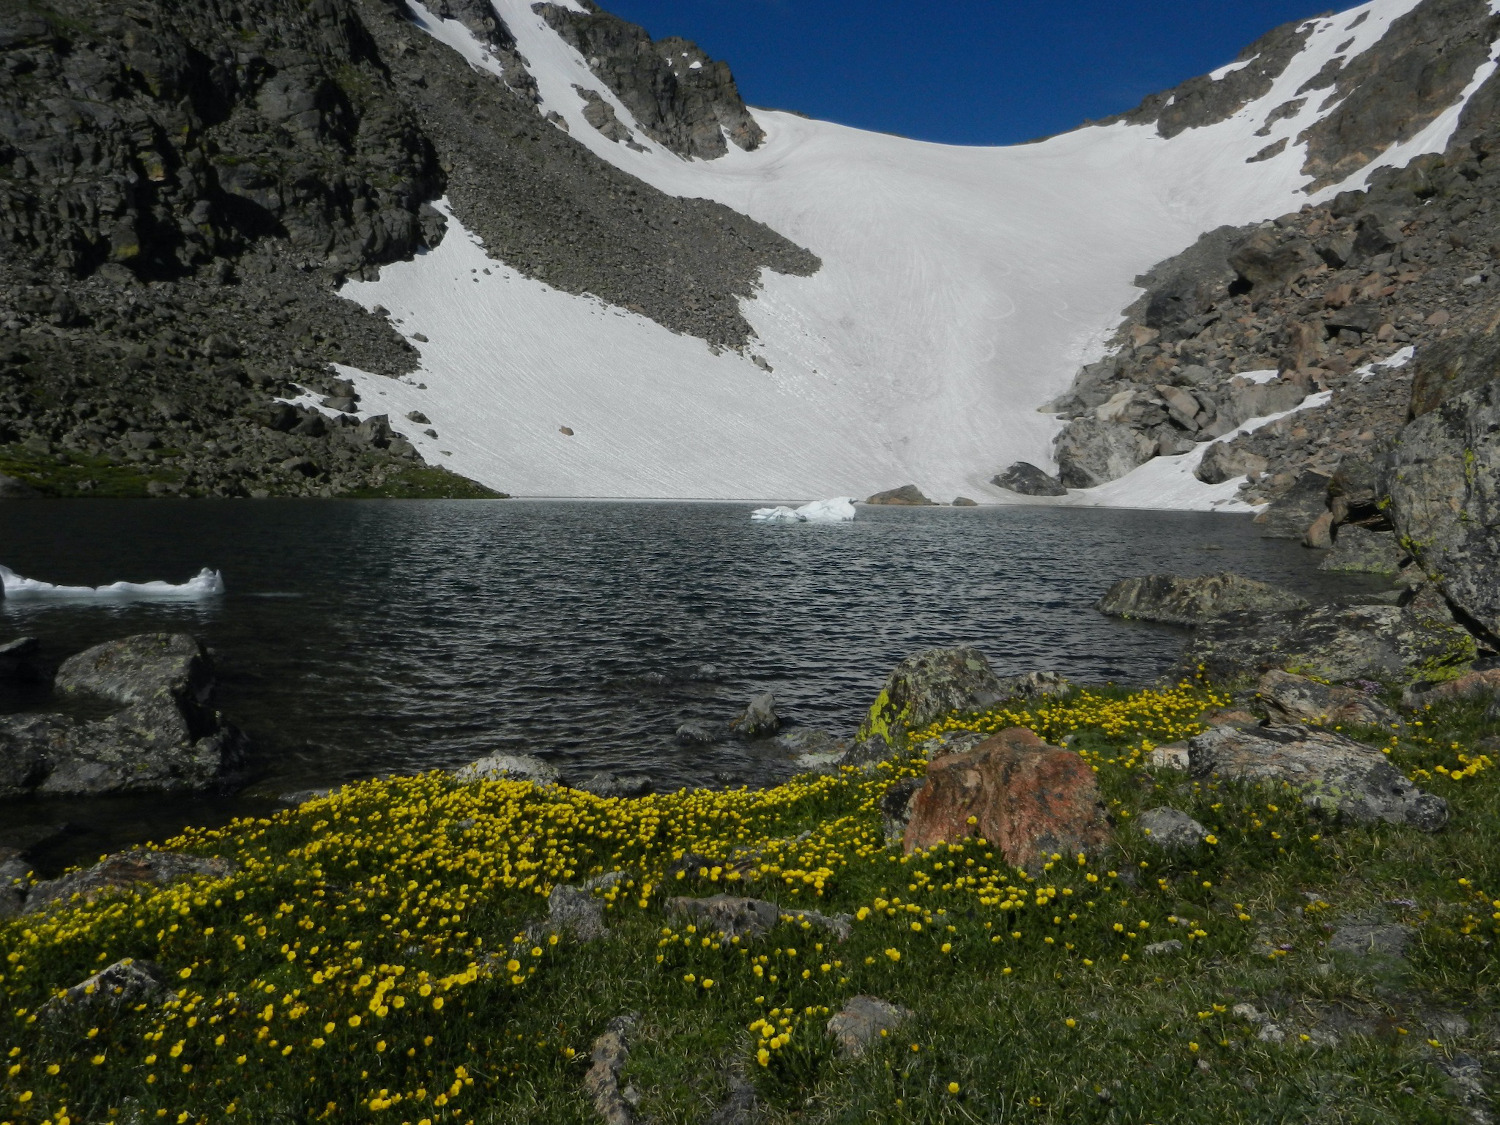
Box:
left=1188, top=724, right=1448, bottom=831
left=1318, top=525, right=1408, bottom=575
left=865, top=484, right=935, bottom=506
left=1185, top=604, right=1475, bottom=685
left=1257, top=670, right=1398, bottom=728
left=992, top=462, right=1067, bottom=497
left=903, top=727, right=1111, bottom=868
left=453, top=753, right=560, bottom=785
left=1383, top=377, right=1500, bottom=641
left=1252, top=471, right=1330, bottom=539
left=0, top=634, right=248, bottom=797
left=1096, top=572, right=1307, bottom=627
left=858, top=647, right=1005, bottom=743
left=1054, top=417, right=1157, bottom=489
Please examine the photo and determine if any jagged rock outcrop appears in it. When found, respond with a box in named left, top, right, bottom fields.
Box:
left=535, top=1, right=764, bottom=159
left=992, top=461, right=1066, bottom=496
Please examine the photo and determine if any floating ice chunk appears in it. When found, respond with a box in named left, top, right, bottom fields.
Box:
left=750, top=498, right=856, bottom=523
left=0, top=565, right=225, bottom=600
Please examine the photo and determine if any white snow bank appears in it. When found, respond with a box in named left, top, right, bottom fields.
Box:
left=0, top=566, right=225, bottom=600
left=750, top=498, right=856, bottom=523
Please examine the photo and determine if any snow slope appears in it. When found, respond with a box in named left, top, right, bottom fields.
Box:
left=337, top=0, right=1496, bottom=503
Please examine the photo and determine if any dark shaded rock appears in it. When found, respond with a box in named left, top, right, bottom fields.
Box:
left=993, top=462, right=1066, bottom=496
left=1196, top=441, right=1270, bottom=485
left=730, top=693, right=780, bottom=738
left=1187, top=603, right=1475, bottom=685
left=665, top=894, right=779, bottom=940
left=880, top=776, right=926, bottom=845
left=995, top=670, right=1071, bottom=698
left=826, top=996, right=911, bottom=1058
left=858, top=647, right=1004, bottom=743
left=0, top=473, right=40, bottom=498
left=1096, top=572, right=1307, bottom=627
left=1188, top=724, right=1448, bottom=830
left=1319, top=525, right=1408, bottom=574
left=1384, top=377, right=1500, bottom=640
left=674, top=720, right=724, bottom=746
left=951, top=496, right=978, bottom=507
left=1253, top=471, right=1330, bottom=538
left=865, top=484, right=934, bottom=506
left=24, top=850, right=237, bottom=915
left=1136, top=807, right=1209, bottom=849
left=1408, top=322, right=1500, bottom=418
left=1229, top=229, right=1320, bottom=289
left=1257, top=670, right=1399, bottom=728
left=576, top=772, right=652, bottom=799
left=38, top=959, right=172, bottom=1021
left=57, top=633, right=211, bottom=709
left=904, top=727, right=1111, bottom=868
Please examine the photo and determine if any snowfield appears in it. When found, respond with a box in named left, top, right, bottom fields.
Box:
left=336, top=0, right=1492, bottom=506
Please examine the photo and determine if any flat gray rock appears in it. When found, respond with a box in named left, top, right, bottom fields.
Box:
left=1137, top=807, right=1208, bottom=849
left=1096, top=572, right=1307, bottom=627
left=1329, top=922, right=1415, bottom=958
left=665, top=894, right=779, bottom=940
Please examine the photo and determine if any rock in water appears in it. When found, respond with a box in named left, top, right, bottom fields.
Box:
left=1188, top=724, right=1447, bottom=831
left=1257, top=670, right=1397, bottom=727
left=1095, top=573, right=1307, bottom=627
left=858, top=647, right=1004, bottom=743
left=0, top=634, right=248, bottom=797
left=1384, top=378, right=1500, bottom=640
left=903, top=727, right=1111, bottom=868
left=730, top=693, right=780, bottom=738
left=1186, top=604, right=1475, bottom=685
left=992, top=462, right=1067, bottom=496
left=865, top=484, right=934, bottom=505
left=1319, top=525, right=1408, bottom=575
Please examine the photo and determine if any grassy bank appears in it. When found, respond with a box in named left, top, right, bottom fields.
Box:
left=2, top=682, right=1496, bottom=1123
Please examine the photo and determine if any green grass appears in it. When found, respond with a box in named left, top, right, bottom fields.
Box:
left=1, top=683, right=1495, bottom=1123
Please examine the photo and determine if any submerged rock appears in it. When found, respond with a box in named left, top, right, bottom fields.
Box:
left=903, top=727, right=1111, bottom=868
left=1188, top=724, right=1447, bottom=831
left=992, top=461, right=1067, bottom=496
left=858, top=647, right=1004, bottom=743
left=1096, top=572, right=1307, bottom=627
left=1186, top=603, right=1475, bottom=685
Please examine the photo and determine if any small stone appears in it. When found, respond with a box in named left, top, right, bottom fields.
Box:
left=1147, top=744, right=1190, bottom=770
left=1142, top=939, right=1184, bottom=957
left=729, top=693, right=780, bottom=738
left=1137, top=807, right=1208, bottom=850
left=674, top=720, right=724, bottom=745
left=826, top=996, right=911, bottom=1057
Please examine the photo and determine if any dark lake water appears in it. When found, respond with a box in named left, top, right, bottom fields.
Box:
left=0, top=499, right=1380, bottom=871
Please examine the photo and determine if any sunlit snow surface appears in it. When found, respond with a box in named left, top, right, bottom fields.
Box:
left=335, top=0, right=1493, bottom=504
left=0, top=566, right=225, bottom=600
left=750, top=498, right=857, bottom=523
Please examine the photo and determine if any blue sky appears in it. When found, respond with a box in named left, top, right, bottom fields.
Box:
left=598, top=0, right=1344, bottom=145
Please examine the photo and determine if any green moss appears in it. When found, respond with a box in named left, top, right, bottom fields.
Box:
left=343, top=465, right=509, bottom=500
left=0, top=445, right=181, bottom=498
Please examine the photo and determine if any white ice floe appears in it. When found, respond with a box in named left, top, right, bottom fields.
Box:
left=0, top=566, right=225, bottom=600
left=750, top=497, right=857, bottom=523
left=359, top=0, right=1483, bottom=507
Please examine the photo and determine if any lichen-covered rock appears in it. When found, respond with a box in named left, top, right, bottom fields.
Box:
left=903, top=728, right=1111, bottom=868
left=1257, top=670, right=1398, bottom=727
left=1096, top=572, right=1307, bottom=627
left=24, top=850, right=237, bottom=915
left=858, top=648, right=1004, bottom=743
left=992, top=462, right=1067, bottom=496
left=1186, top=603, right=1475, bottom=685
left=1252, top=471, right=1332, bottom=539
left=1402, top=667, right=1500, bottom=709
left=57, top=633, right=212, bottom=710
left=826, top=996, right=911, bottom=1058
left=1319, top=525, right=1408, bottom=574
left=1384, top=376, right=1500, bottom=641
left=38, top=959, right=173, bottom=1021
left=1187, top=724, right=1448, bottom=831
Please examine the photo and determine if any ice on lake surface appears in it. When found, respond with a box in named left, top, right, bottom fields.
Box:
left=0, top=564, right=224, bottom=600
left=750, top=498, right=856, bottom=523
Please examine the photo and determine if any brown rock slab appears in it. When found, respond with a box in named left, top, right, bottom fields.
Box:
left=903, top=728, right=1110, bottom=868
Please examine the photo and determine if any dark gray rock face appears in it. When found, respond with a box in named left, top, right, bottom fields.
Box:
left=1188, top=723, right=1448, bottom=830
left=535, top=1, right=764, bottom=159
left=1095, top=572, right=1307, bottom=627
left=1054, top=418, right=1156, bottom=488
left=1253, top=472, right=1331, bottom=538
left=38, top=958, right=173, bottom=1020
left=1319, top=524, right=1408, bottom=574
left=858, top=647, right=1005, bottom=742
left=0, top=633, right=248, bottom=797
left=1186, top=603, right=1475, bottom=685
left=1384, top=377, right=1500, bottom=640
left=992, top=461, right=1066, bottom=496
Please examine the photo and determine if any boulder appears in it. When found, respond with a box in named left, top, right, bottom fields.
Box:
left=1096, top=572, right=1307, bottom=627
left=858, top=647, right=1004, bottom=743
left=24, top=850, right=237, bottom=915
left=1195, top=441, right=1269, bottom=485
left=1143, top=939, right=1185, bottom=957
left=1136, top=807, right=1208, bottom=849
left=0, top=634, right=248, bottom=797
left=1187, top=724, right=1447, bottom=831
left=452, top=753, right=560, bottom=784
left=1329, top=921, right=1415, bottom=958
left=1319, top=525, right=1407, bottom=575
left=1054, top=418, right=1157, bottom=488
left=1257, top=670, right=1398, bottom=727
left=952, top=496, right=978, bottom=507
left=992, top=462, right=1067, bottom=497
left=38, top=959, right=172, bottom=1021
left=903, top=727, right=1111, bottom=868
left=575, top=772, right=652, bottom=799
left=729, top=693, right=780, bottom=738
left=544, top=884, right=607, bottom=942
left=584, top=1014, right=636, bottom=1125
left=1253, top=471, right=1330, bottom=538
left=0, top=637, right=43, bottom=684
left=1402, top=668, right=1500, bottom=709
left=1228, top=229, right=1319, bottom=288
left=1383, top=377, right=1500, bottom=640
left=826, top=996, right=911, bottom=1058
left=665, top=894, right=779, bottom=940
left=996, top=670, right=1070, bottom=699
left=879, top=776, right=927, bottom=844
left=1186, top=604, right=1475, bottom=685
left=865, top=484, right=934, bottom=506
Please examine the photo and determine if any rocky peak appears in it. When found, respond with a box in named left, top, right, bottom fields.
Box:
left=534, top=0, right=764, bottom=159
